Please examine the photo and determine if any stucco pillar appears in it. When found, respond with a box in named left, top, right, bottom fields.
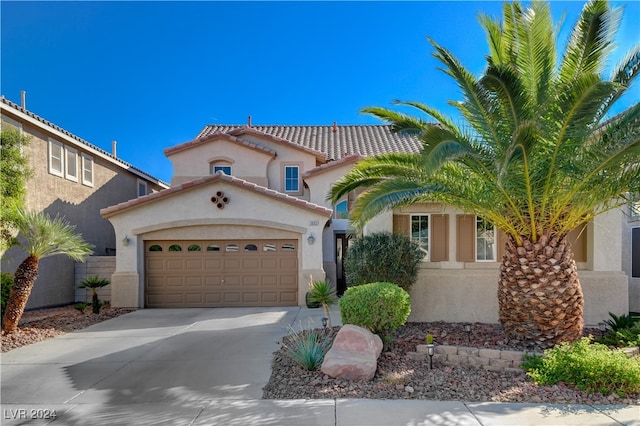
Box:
left=591, top=209, right=622, bottom=272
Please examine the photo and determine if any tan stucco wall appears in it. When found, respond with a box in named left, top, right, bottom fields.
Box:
left=622, top=208, right=640, bottom=313
left=167, top=138, right=273, bottom=187
left=104, top=178, right=330, bottom=307
left=239, top=134, right=318, bottom=194
left=409, top=268, right=629, bottom=326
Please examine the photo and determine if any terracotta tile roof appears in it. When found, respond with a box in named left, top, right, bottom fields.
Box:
left=302, top=154, right=364, bottom=178
left=163, top=131, right=277, bottom=157
left=228, top=127, right=327, bottom=161
left=197, top=124, right=424, bottom=161
left=0, top=96, right=169, bottom=188
left=100, top=172, right=333, bottom=218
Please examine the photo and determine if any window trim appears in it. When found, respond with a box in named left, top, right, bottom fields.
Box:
left=48, top=138, right=64, bottom=177
left=476, top=216, right=497, bottom=262
left=410, top=214, right=430, bottom=261
left=283, top=164, right=301, bottom=194
left=81, top=153, right=94, bottom=187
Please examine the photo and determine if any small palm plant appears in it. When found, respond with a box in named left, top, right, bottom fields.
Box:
left=308, top=280, right=338, bottom=328
left=2, top=209, right=93, bottom=333
left=78, top=275, right=110, bottom=314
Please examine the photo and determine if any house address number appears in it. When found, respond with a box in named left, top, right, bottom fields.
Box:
left=309, top=220, right=319, bottom=226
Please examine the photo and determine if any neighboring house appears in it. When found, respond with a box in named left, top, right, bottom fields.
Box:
left=0, top=95, right=168, bottom=309
left=101, top=120, right=630, bottom=325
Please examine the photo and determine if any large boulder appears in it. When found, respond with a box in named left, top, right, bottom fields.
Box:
left=321, top=324, right=383, bottom=381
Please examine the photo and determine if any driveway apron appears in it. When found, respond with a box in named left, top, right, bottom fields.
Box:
left=1, top=308, right=309, bottom=411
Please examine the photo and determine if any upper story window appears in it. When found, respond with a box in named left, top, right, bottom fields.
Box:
left=335, top=200, right=349, bottom=219
left=213, top=165, right=231, bottom=175
left=476, top=216, right=496, bottom=261
left=209, top=160, right=231, bottom=176
left=411, top=214, right=429, bottom=260
left=81, top=153, right=94, bottom=187
left=65, top=146, right=78, bottom=182
left=284, top=165, right=300, bottom=193
left=48, top=138, right=64, bottom=177
left=630, top=198, right=640, bottom=218
left=137, top=179, right=148, bottom=197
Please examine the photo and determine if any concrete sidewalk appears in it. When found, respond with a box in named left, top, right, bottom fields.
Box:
left=1, top=307, right=638, bottom=425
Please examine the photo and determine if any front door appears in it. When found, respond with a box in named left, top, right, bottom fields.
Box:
left=335, top=233, right=349, bottom=296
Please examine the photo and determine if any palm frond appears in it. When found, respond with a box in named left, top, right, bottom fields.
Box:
left=16, top=209, right=94, bottom=261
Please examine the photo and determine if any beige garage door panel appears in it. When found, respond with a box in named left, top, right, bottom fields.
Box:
left=145, top=240, right=298, bottom=308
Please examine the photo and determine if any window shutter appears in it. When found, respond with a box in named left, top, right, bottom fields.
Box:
left=567, top=225, right=587, bottom=263
left=393, top=215, right=409, bottom=235
left=497, top=229, right=507, bottom=260
left=431, top=214, right=449, bottom=261
left=457, top=214, right=475, bottom=262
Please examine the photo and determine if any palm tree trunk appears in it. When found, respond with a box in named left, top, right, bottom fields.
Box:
left=498, top=232, right=584, bottom=348
left=2, top=255, right=39, bottom=333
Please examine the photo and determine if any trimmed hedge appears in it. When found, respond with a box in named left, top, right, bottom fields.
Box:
left=339, top=281, right=411, bottom=335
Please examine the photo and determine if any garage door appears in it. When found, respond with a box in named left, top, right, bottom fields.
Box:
left=145, top=240, right=298, bottom=307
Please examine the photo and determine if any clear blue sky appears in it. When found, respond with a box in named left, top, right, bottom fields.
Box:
left=2, top=1, right=638, bottom=183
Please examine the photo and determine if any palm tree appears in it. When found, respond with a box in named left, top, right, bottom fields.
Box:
left=2, top=209, right=93, bottom=333
left=78, top=275, right=110, bottom=314
left=331, top=0, right=639, bottom=348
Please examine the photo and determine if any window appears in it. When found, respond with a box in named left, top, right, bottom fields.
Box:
left=81, top=154, right=94, bottom=186
left=281, top=243, right=296, bottom=251
left=476, top=217, right=496, bottom=261
left=206, top=244, right=220, bottom=252
left=284, top=165, right=299, bottom=193
left=226, top=243, right=239, bottom=252
left=65, top=146, right=78, bottom=181
left=168, top=244, right=182, bottom=252
left=631, top=199, right=640, bottom=218
left=335, top=200, right=349, bottom=219
left=138, top=179, right=148, bottom=197
left=149, top=245, right=163, bottom=252
left=411, top=215, right=429, bottom=259
left=213, top=165, right=232, bottom=175
left=244, top=244, right=258, bottom=251
left=49, top=139, right=64, bottom=177
left=263, top=243, right=277, bottom=252
left=187, top=244, right=201, bottom=251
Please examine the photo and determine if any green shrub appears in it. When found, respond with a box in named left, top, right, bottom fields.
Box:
left=281, top=325, right=333, bottom=371
left=521, top=337, right=640, bottom=397
left=599, top=326, right=640, bottom=348
left=604, top=312, right=640, bottom=332
left=339, top=281, right=411, bottom=336
left=1, top=272, right=13, bottom=317
left=344, top=232, right=423, bottom=292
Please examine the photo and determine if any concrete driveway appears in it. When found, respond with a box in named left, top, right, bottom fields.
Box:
left=2, top=307, right=638, bottom=426
left=1, top=307, right=334, bottom=425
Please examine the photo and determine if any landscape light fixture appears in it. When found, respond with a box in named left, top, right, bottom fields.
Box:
left=426, top=344, right=435, bottom=370
left=464, top=323, right=472, bottom=343
left=321, top=317, right=328, bottom=328
left=598, top=322, right=607, bottom=337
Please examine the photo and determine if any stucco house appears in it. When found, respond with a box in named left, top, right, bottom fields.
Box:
left=0, top=95, right=168, bottom=309
left=101, top=119, right=633, bottom=325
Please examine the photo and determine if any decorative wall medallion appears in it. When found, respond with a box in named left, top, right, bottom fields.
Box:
left=211, top=191, right=230, bottom=209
